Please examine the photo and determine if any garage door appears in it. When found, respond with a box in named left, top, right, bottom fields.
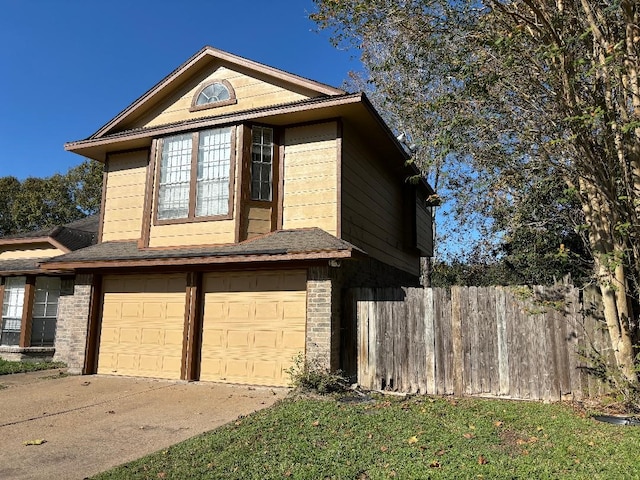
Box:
left=200, top=270, right=306, bottom=386
left=98, top=274, right=186, bottom=379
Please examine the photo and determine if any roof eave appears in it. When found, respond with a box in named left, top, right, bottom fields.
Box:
left=41, top=249, right=355, bottom=271
left=0, top=236, right=69, bottom=253
left=64, top=94, right=366, bottom=161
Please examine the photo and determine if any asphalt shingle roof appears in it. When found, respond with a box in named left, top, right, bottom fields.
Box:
left=0, top=258, right=48, bottom=275
left=1, top=215, right=99, bottom=251
left=42, top=228, right=364, bottom=267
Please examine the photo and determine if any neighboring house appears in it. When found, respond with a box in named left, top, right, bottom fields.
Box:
left=0, top=215, right=98, bottom=361
left=36, top=46, right=433, bottom=386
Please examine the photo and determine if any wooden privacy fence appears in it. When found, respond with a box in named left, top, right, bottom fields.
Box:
left=348, top=286, right=613, bottom=402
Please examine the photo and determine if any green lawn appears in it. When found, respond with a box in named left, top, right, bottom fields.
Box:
left=92, top=394, right=640, bottom=480
left=0, top=358, right=65, bottom=375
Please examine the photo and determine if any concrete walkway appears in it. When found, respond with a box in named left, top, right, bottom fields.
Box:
left=0, top=370, right=287, bottom=480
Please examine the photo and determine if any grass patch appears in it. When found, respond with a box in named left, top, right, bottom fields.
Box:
left=92, top=395, right=640, bottom=479
left=0, top=358, right=65, bottom=375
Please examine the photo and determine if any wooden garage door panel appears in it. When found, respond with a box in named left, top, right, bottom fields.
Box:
left=98, top=274, right=186, bottom=379
left=200, top=271, right=306, bottom=386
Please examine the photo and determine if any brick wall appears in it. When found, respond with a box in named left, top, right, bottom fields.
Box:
left=305, top=266, right=342, bottom=371
left=53, top=274, right=93, bottom=374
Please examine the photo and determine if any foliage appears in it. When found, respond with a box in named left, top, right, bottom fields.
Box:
left=0, top=160, right=102, bottom=236
left=578, top=347, right=640, bottom=412
left=311, top=0, right=640, bottom=379
left=0, top=358, right=66, bottom=375
left=92, top=395, right=640, bottom=479
left=286, top=353, right=348, bottom=394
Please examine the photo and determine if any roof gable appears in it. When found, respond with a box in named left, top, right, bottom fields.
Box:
left=92, top=46, right=345, bottom=138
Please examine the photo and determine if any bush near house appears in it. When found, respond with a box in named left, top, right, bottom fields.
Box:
left=0, top=359, right=65, bottom=375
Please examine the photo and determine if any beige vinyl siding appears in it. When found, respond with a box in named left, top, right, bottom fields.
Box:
left=101, top=150, right=148, bottom=242
left=246, top=206, right=272, bottom=239
left=341, top=124, right=419, bottom=276
left=140, top=66, right=312, bottom=129
left=98, top=274, right=186, bottom=379
left=148, top=221, right=236, bottom=247
left=0, top=244, right=63, bottom=260
left=282, top=122, right=338, bottom=235
left=200, top=270, right=306, bottom=386
left=416, top=197, right=434, bottom=256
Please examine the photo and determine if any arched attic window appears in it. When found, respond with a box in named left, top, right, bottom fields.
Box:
left=190, top=79, right=237, bottom=112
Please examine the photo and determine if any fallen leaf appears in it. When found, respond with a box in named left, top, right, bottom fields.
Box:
left=463, top=433, right=475, bottom=439
left=494, top=421, right=503, bottom=427
left=408, top=436, right=418, bottom=444
left=235, top=421, right=242, bottom=426
left=312, top=420, right=320, bottom=427
left=284, top=470, right=292, bottom=477
left=380, top=445, right=389, bottom=452
left=23, top=439, right=46, bottom=446
left=588, top=441, right=595, bottom=447
left=436, top=449, right=446, bottom=456
left=478, top=455, right=488, bottom=465
left=536, top=426, right=544, bottom=432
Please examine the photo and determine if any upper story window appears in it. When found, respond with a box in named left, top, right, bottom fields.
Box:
left=190, top=80, right=237, bottom=112
left=157, top=127, right=234, bottom=222
left=251, top=126, right=273, bottom=201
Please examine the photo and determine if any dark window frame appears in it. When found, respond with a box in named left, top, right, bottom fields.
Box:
left=250, top=125, right=274, bottom=202
left=190, top=79, right=237, bottom=112
left=153, top=127, right=237, bottom=226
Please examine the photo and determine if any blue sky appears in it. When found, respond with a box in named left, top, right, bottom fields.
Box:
left=0, top=0, right=358, bottom=179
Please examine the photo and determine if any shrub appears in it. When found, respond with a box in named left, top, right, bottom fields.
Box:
left=286, top=353, right=348, bottom=394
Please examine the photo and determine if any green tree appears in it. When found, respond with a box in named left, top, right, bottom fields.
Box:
left=66, top=159, right=103, bottom=215
left=0, top=176, right=21, bottom=236
left=312, top=0, right=640, bottom=380
left=0, top=160, right=103, bottom=235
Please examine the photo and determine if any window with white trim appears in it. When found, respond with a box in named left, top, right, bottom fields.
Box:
left=157, top=127, right=233, bottom=221
left=251, top=126, right=273, bottom=201
left=1, top=276, right=25, bottom=346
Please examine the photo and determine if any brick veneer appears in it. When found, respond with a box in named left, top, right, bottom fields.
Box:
left=53, top=274, right=93, bottom=373
left=305, top=266, right=338, bottom=370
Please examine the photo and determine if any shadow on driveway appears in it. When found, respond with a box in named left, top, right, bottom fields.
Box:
left=0, top=371, right=287, bottom=480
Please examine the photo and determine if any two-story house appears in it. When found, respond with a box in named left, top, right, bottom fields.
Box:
left=18, top=46, right=434, bottom=387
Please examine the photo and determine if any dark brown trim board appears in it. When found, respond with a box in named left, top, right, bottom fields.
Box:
left=181, top=272, right=203, bottom=381
left=19, top=276, right=35, bottom=348
left=277, top=139, right=285, bottom=230
left=336, top=119, right=343, bottom=238
left=97, top=159, right=109, bottom=244
left=83, top=275, right=103, bottom=375
left=139, top=141, right=157, bottom=248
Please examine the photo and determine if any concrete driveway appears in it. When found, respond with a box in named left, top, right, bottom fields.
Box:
left=0, top=370, right=287, bottom=480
